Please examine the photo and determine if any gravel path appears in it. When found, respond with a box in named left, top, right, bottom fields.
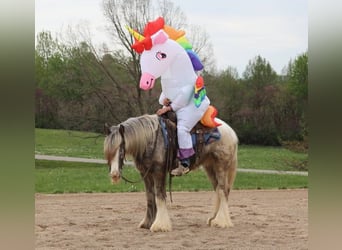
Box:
left=35, top=154, right=308, bottom=176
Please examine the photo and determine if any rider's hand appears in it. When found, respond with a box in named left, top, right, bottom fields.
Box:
left=156, top=106, right=172, bottom=116
left=163, top=98, right=171, bottom=106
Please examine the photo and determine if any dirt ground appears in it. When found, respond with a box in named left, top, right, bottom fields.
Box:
left=35, top=189, right=308, bottom=250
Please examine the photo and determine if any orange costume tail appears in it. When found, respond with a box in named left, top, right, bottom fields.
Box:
left=200, top=105, right=221, bottom=127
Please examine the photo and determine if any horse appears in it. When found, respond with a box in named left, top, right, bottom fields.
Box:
left=104, top=114, right=238, bottom=232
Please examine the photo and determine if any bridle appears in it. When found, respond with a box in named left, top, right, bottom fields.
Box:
left=117, top=124, right=137, bottom=184
left=107, top=124, right=128, bottom=181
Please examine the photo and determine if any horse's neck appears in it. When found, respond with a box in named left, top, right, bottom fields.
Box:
left=122, top=115, right=159, bottom=157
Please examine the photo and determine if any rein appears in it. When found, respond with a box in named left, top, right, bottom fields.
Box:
left=160, top=114, right=178, bottom=203
left=118, top=124, right=126, bottom=174
left=117, top=124, right=138, bottom=184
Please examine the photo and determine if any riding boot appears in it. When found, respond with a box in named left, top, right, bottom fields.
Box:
left=171, top=159, right=190, bottom=176
left=171, top=148, right=193, bottom=176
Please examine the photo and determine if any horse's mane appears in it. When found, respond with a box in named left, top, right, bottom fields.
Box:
left=105, top=114, right=159, bottom=159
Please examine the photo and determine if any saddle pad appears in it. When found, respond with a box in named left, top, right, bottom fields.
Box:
left=160, top=117, right=170, bottom=148
left=159, top=117, right=221, bottom=148
left=191, top=127, right=221, bottom=147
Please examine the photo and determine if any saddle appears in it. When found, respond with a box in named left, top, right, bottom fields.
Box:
left=159, top=111, right=221, bottom=170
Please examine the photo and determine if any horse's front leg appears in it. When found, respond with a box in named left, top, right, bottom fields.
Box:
left=138, top=173, right=156, bottom=229
left=149, top=169, right=172, bottom=232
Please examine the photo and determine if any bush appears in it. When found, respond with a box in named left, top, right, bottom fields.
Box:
left=237, top=125, right=281, bottom=146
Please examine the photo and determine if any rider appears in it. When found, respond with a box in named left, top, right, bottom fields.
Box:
left=156, top=79, right=210, bottom=176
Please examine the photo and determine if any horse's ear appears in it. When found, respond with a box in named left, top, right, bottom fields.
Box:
left=152, top=30, right=168, bottom=45
left=104, top=123, right=111, bottom=135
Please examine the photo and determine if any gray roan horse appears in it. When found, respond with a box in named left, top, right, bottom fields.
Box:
left=104, top=113, right=238, bottom=232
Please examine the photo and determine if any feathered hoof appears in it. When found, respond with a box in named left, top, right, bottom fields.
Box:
left=150, top=222, right=172, bottom=232
left=138, top=221, right=150, bottom=229
left=207, top=217, right=234, bottom=228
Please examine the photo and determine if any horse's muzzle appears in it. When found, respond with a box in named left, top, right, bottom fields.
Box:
left=140, top=72, right=155, bottom=90
left=110, top=171, right=121, bottom=184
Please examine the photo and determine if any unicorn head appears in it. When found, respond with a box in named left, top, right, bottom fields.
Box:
left=139, top=30, right=187, bottom=90
left=128, top=17, right=204, bottom=91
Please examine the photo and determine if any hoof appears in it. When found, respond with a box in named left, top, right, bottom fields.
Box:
left=138, top=219, right=151, bottom=229
left=150, top=222, right=172, bottom=232
left=208, top=218, right=234, bottom=228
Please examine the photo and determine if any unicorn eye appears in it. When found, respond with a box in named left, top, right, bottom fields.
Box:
left=156, top=51, right=167, bottom=60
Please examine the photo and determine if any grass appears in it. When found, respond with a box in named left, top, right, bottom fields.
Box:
left=35, top=128, right=308, bottom=193
left=35, top=160, right=308, bottom=193
left=35, top=128, right=308, bottom=172
left=35, top=128, right=104, bottom=159
left=238, top=145, right=308, bottom=171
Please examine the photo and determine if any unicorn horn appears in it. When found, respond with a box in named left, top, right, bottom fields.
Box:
left=126, top=26, right=145, bottom=41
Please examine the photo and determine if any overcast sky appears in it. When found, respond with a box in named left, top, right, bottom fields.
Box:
left=35, top=0, right=307, bottom=75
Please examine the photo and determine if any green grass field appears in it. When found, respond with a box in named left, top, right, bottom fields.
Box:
left=35, top=160, right=308, bottom=193
left=35, top=128, right=308, bottom=193
left=35, top=128, right=104, bottom=158
left=35, top=128, right=308, bottom=171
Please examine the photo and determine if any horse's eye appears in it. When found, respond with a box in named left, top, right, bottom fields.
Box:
left=156, top=51, right=167, bottom=60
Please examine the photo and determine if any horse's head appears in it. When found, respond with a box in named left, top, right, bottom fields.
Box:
left=138, top=30, right=184, bottom=90
left=104, top=123, right=124, bottom=184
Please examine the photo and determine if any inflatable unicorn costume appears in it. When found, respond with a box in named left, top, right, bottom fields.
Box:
left=128, top=17, right=220, bottom=175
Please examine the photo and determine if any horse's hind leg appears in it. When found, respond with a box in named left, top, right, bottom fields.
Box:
left=203, top=163, right=220, bottom=224
left=210, top=185, right=234, bottom=228
left=205, top=152, right=237, bottom=228
left=138, top=174, right=156, bottom=229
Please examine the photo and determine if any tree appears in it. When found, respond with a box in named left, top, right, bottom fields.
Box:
left=35, top=31, right=59, bottom=67
left=243, top=55, right=277, bottom=88
left=288, top=51, right=308, bottom=100
left=35, top=31, right=63, bottom=128
left=205, top=66, right=240, bottom=123
left=231, top=56, right=280, bottom=144
left=287, top=51, right=308, bottom=137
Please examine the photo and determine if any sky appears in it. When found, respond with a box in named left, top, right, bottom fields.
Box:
left=35, top=0, right=308, bottom=76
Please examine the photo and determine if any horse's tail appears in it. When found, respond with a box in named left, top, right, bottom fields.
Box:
left=228, top=143, right=238, bottom=193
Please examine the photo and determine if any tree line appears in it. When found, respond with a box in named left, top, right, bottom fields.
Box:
left=35, top=30, right=307, bottom=146
left=35, top=0, right=307, bottom=146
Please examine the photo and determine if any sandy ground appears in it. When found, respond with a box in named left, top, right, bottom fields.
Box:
left=35, top=189, right=308, bottom=250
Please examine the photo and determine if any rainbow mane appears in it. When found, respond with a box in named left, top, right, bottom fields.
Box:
left=128, top=17, right=204, bottom=71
